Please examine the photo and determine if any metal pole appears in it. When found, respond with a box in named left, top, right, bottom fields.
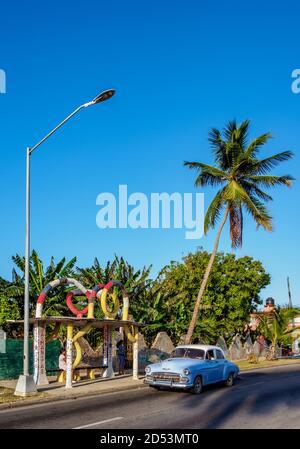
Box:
left=24, top=147, right=31, bottom=376
left=14, top=90, right=115, bottom=396
left=29, top=106, right=83, bottom=155
left=14, top=148, right=37, bottom=395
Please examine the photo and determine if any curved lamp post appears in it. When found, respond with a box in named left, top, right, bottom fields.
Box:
left=14, top=89, right=115, bottom=396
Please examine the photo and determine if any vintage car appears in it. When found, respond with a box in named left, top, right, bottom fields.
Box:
left=144, top=344, right=239, bottom=394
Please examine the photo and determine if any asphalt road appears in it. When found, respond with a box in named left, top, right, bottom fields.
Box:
left=1, top=364, right=300, bottom=429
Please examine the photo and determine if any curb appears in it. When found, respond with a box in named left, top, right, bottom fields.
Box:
left=0, top=382, right=148, bottom=411
left=238, top=360, right=300, bottom=374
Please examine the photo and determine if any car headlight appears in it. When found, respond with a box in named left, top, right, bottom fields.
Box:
left=145, top=366, right=151, bottom=374
left=183, top=368, right=190, bottom=375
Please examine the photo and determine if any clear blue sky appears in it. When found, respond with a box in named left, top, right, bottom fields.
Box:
left=0, top=0, right=299, bottom=307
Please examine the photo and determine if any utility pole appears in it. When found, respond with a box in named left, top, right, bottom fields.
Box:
left=287, top=276, right=298, bottom=354
left=287, top=276, right=293, bottom=309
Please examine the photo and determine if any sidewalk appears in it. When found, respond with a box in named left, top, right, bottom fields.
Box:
left=0, top=373, right=147, bottom=410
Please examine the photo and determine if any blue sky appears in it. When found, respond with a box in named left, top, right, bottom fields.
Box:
left=0, top=0, right=299, bottom=307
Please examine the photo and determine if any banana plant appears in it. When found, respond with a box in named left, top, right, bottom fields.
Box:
left=4, top=250, right=77, bottom=318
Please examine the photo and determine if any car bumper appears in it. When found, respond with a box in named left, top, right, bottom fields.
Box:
left=144, top=378, right=193, bottom=389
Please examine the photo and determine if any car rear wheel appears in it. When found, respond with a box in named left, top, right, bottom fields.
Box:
left=191, top=376, right=202, bottom=394
left=224, top=373, right=234, bottom=387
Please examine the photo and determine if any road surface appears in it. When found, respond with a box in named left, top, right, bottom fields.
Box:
left=1, top=364, right=300, bottom=429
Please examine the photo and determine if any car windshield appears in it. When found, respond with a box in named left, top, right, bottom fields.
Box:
left=170, top=348, right=205, bottom=359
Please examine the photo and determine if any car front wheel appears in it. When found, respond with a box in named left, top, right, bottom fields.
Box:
left=224, top=373, right=234, bottom=387
left=191, top=376, right=202, bottom=394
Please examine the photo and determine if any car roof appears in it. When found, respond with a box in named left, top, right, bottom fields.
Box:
left=175, top=344, right=223, bottom=351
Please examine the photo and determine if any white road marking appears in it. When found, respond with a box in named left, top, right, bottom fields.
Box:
left=73, top=416, right=123, bottom=429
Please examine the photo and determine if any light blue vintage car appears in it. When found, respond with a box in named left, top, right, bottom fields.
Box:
left=144, top=345, right=239, bottom=394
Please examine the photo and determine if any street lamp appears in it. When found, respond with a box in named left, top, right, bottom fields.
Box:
left=14, top=89, right=115, bottom=396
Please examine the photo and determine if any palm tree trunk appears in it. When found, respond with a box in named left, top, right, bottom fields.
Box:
left=185, top=207, right=230, bottom=344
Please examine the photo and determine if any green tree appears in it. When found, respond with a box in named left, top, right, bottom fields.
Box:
left=145, top=250, right=270, bottom=344
left=0, top=296, right=21, bottom=330
left=184, top=120, right=294, bottom=343
left=130, top=287, right=171, bottom=345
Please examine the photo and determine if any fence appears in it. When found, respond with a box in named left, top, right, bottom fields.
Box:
left=0, top=339, right=61, bottom=380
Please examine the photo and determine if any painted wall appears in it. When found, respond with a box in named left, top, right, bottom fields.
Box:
left=0, top=339, right=60, bottom=380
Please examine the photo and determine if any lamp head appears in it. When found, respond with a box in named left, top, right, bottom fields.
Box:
left=92, top=89, right=116, bottom=104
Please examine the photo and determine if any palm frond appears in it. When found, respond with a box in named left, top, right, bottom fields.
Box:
left=247, top=175, right=294, bottom=188
left=243, top=132, right=272, bottom=159
left=223, top=119, right=237, bottom=142
left=233, top=119, right=250, bottom=149
left=247, top=151, right=294, bottom=175
left=224, top=181, right=273, bottom=231
left=184, top=162, right=227, bottom=187
left=240, top=180, right=273, bottom=202
left=208, top=128, right=228, bottom=169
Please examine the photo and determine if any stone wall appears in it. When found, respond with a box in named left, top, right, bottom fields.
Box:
left=0, top=331, right=282, bottom=380
left=137, top=333, right=275, bottom=366
left=137, top=332, right=174, bottom=372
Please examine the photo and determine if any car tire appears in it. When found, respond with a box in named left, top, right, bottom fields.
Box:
left=191, top=376, right=202, bottom=394
left=224, top=373, right=234, bottom=387
left=150, top=385, right=161, bottom=390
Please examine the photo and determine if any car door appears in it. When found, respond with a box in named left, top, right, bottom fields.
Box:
left=214, top=349, right=226, bottom=381
left=202, top=349, right=220, bottom=384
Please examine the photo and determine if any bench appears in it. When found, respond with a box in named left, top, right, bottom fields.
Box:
left=47, top=365, right=108, bottom=382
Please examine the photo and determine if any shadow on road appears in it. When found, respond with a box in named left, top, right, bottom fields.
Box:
left=171, top=365, right=300, bottom=428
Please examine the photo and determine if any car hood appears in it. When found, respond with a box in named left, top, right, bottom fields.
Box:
left=150, top=358, right=206, bottom=372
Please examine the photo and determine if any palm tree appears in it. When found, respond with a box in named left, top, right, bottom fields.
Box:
left=184, top=119, right=294, bottom=344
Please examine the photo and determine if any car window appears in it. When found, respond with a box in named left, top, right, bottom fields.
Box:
left=170, top=348, right=205, bottom=359
left=171, top=348, right=186, bottom=358
left=215, top=349, right=225, bottom=360
left=186, top=348, right=205, bottom=359
left=206, top=349, right=215, bottom=360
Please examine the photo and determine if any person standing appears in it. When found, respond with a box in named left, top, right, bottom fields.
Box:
left=116, top=340, right=126, bottom=375
left=59, top=349, right=66, bottom=369
left=57, top=349, right=67, bottom=382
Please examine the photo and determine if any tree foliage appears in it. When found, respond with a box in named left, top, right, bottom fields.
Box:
left=0, top=250, right=271, bottom=345
left=258, top=307, right=300, bottom=359
left=3, top=250, right=77, bottom=318
left=149, top=250, right=270, bottom=344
